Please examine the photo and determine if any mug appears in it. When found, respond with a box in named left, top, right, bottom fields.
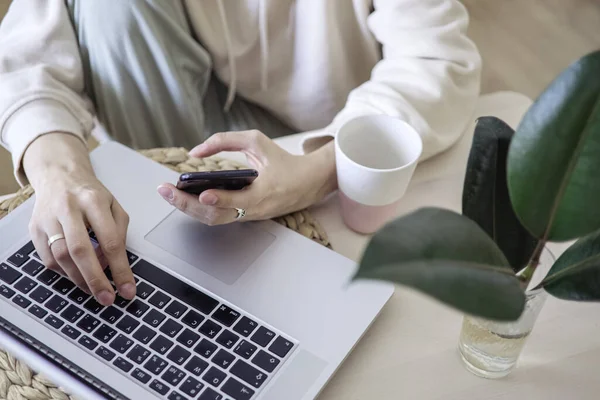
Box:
left=335, top=115, right=423, bottom=234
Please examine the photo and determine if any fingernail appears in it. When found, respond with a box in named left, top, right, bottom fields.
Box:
left=120, top=283, right=137, bottom=299
left=201, top=193, right=218, bottom=205
left=158, top=186, right=174, bottom=201
left=97, top=290, right=115, bottom=306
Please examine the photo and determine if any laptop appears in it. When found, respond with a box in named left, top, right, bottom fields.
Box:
left=0, top=141, right=393, bottom=400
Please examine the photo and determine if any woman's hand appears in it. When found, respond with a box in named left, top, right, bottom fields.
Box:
left=157, top=130, right=337, bottom=225
left=23, top=133, right=136, bottom=306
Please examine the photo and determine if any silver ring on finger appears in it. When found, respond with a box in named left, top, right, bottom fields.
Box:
left=235, top=208, right=246, bottom=220
left=47, top=233, right=66, bottom=247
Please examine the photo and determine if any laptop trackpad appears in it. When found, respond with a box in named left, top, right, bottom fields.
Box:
left=144, top=210, right=275, bottom=285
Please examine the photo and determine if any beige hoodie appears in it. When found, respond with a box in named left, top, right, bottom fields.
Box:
left=0, top=0, right=481, bottom=185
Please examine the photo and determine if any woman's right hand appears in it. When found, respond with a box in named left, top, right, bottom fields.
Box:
left=23, top=133, right=136, bottom=306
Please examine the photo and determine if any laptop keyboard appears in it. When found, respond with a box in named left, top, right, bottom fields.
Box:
left=0, top=238, right=297, bottom=400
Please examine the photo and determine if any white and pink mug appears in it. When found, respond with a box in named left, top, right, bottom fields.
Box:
left=335, top=115, right=423, bottom=234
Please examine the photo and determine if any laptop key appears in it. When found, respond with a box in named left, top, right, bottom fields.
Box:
left=126, top=251, right=138, bottom=265
left=160, top=318, right=183, bottom=338
left=213, top=349, right=235, bottom=369
left=0, top=263, right=22, bottom=285
left=22, top=260, right=44, bottom=276
left=44, top=314, right=64, bottom=329
left=149, top=379, right=170, bottom=396
left=28, top=304, right=48, bottom=319
left=269, top=336, right=294, bottom=358
left=7, top=242, right=34, bottom=267
left=148, top=291, right=171, bottom=309
left=132, top=325, right=155, bottom=345
left=132, top=260, right=219, bottom=314
left=199, top=387, right=224, bottom=400
left=45, top=295, right=68, bottom=313
left=143, top=355, right=168, bottom=375
left=250, top=326, right=276, bottom=347
left=167, top=345, right=191, bottom=364
left=199, top=319, right=222, bottom=339
left=182, top=310, right=204, bottom=328
left=150, top=335, right=174, bottom=355
left=234, top=340, right=257, bottom=360
left=168, top=391, right=191, bottom=400
left=77, top=314, right=101, bottom=333
left=14, top=276, right=37, bottom=294
left=52, top=278, right=75, bottom=295
left=61, top=325, right=81, bottom=340
left=180, top=377, right=205, bottom=398
left=12, top=295, right=31, bottom=309
left=68, top=288, right=90, bottom=304
left=216, top=329, right=239, bottom=349
left=100, top=306, right=123, bottom=324
left=113, top=294, right=130, bottom=308
left=113, top=357, right=133, bottom=372
left=96, top=346, right=116, bottom=361
left=0, top=285, right=15, bottom=299
left=126, top=299, right=149, bottom=318
left=184, top=356, right=209, bottom=377
left=177, top=328, right=200, bottom=348
left=31, top=251, right=40, bottom=260
left=131, top=368, right=151, bottom=384
left=233, top=316, right=258, bottom=337
left=251, top=350, right=280, bottom=373
left=222, top=378, right=255, bottom=400
left=61, top=305, right=84, bottom=323
left=162, top=365, right=186, bottom=386
left=165, top=300, right=187, bottom=319
left=143, top=309, right=166, bottom=328
left=194, top=339, right=218, bottom=359
left=93, top=324, right=118, bottom=343
left=37, top=269, right=59, bottom=285
left=136, top=281, right=155, bottom=299
left=230, top=360, right=267, bottom=388
left=28, top=286, right=53, bottom=303
left=78, top=335, right=98, bottom=351
left=212, top=305, right=240, bottom=327
left=202, top=366, right=227, bottom=387
left=116, top=315, right=139, bottom=334
left=127, top=344, right=151, bottom=365
left=83, top=298, right=104, bottom=314
left=109, top=334, right=134, bottom=354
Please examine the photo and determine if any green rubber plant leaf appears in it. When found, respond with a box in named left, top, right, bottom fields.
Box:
left=507, top=50, right=600, bottom=241
left=538, top=229, right=600, bottom=301
left=462, top=116, right=539, bottom=273
left=354, top=208, right=525, bottom=321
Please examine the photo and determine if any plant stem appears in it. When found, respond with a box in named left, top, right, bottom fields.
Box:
left=518, top=239, right=546, bottom=290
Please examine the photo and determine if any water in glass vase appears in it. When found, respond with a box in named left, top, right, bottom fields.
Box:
left=459, top=317, right=530, bottom=378
left=458, top=288, right=547, bottom=379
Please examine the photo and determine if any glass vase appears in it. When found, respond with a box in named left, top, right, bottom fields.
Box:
left=457, top=249, right=554, bottom=379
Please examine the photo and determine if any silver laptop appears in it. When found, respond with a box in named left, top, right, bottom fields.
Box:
left=0, top=141, right=393, bottom=400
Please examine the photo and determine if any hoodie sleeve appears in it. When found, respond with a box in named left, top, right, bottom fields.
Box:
left=0, top=0, right=95, bottom=186
left=301, top=0, right=482, bottom=161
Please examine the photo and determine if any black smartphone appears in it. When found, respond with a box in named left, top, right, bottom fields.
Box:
left=176, top=169, right=258, bottom=195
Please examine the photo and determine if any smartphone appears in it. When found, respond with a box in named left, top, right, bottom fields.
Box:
left=176, top=169, right=259, bottom=195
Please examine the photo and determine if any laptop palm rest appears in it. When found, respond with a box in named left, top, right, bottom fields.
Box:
left=144, top=210, right=275, bottom=285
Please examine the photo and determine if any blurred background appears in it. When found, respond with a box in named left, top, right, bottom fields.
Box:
left=0, top=0, right=599, bottom=195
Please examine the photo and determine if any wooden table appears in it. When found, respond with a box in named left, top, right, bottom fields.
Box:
left=270, top=92, right=600, bottom=400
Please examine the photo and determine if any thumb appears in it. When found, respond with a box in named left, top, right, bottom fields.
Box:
left=190, top=131, right=261, bottom=158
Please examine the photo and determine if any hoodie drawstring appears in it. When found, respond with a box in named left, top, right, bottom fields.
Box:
left=216, top=0, right=269, bottom=112
left=216, top=0, right=237, bottom=111
left=258, top=0, right=269, bottom=91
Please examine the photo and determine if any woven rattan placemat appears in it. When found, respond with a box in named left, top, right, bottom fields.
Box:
left=0, top=147, right=330, bottom=400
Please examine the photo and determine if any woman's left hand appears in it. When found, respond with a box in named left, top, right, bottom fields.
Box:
left=157, top=130, right=337, bottom=225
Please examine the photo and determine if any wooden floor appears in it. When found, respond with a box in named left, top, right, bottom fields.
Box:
left=1, top=0, right=599, bottom=195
